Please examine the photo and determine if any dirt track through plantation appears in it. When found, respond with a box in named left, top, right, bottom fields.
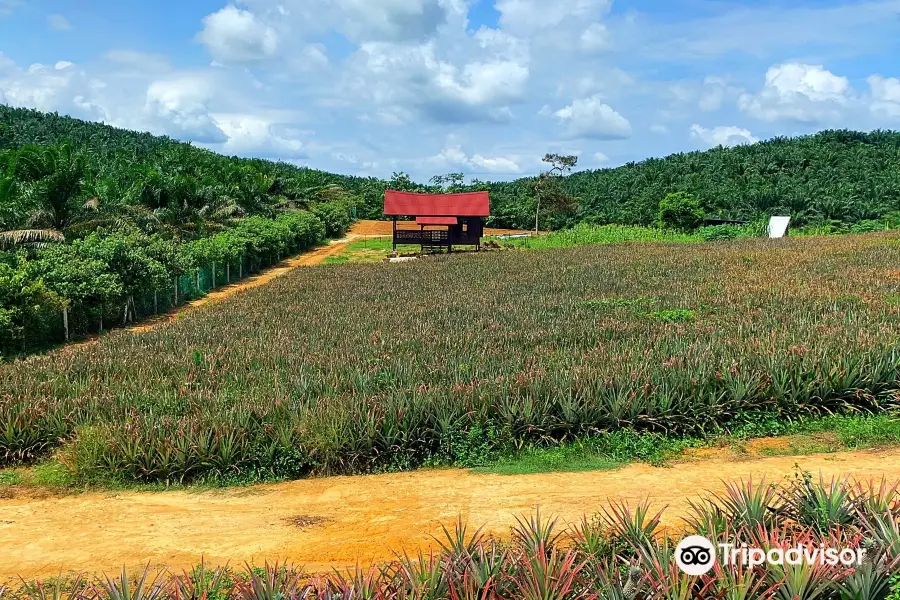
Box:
left=2, top=449, right=899, bottom=580
left=115, top=221, right=527, bottom=336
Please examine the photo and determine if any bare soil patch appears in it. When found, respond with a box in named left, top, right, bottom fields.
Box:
left=2, top=448, right=898, bottom=581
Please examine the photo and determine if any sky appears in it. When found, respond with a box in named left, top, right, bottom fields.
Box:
left=1, top=0, right=899, bottom=182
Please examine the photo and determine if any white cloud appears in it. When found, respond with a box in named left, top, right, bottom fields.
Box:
left=196, top=6, right=279, bottom=63
left=346, top=34, right=530, bottom=124
left=552, top=95, right=632, bottom=139
left=47, top=14, right=71, bottom=30
left=238, top=0, right=451, bottom=44
left=329, top=0, right=447, bottom=42
left=105, top=50, right=172, bottom=74
left=868, top=75, right=900, bottom=118
left=289, top=44, right=329, bottom=72
left=580, top=23, right=611, bottom=52
left=690, top=124, right=758, bottom=148
left=0, top=57, right=108, bottom=120
left=211, top=112, right=309, bottom=157
left=650, top=124, right=669, bottom=134
left=145, top=74, right=232, bottom=142
left=738, top=63, right=853, bottom=123
left=429, top=140, right=522, bottom=174
left=496, top=0, right=611, bottom=35
left=698, top=77, right=730, bottom=111
left=593, top=151, right=609, bottom=164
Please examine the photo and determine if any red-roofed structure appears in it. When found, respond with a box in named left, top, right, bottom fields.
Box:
left=384, top=190, right=490, bottom=217
left=384, top=190, right=491, bottom=253
left=415, top=217, right=458, bottom=226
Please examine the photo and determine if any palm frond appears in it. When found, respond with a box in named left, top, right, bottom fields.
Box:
left=0, top=228, right=65, bottom=249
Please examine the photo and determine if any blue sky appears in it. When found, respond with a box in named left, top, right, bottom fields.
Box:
left=1, top=0, right=899, bottom=181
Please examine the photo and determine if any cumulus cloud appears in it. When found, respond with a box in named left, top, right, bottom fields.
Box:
left=145, top=75, right=230, bottom=142
left=552, top=95, right=632, bottom=139
left=212, top=113, right=309, bottom=157
left=330, top=0, right=447, bottom=43
left=868, top=75, right=900, bottom=118
left=738, top=63, right=853, bottom=123
left=593, top=151, right=609, bottom=164
left=47, top=14, right=72, bottom=30
left=346, top=33, right=530, bottom=124
left=0, top=57, right=108, bottom=120
left=496, top=0, right=611, bottom=35
left=238, top=0, right=450, bottom=44
left=429, top=141, right=522, bottom=174
left=196, top=6, right=279, bottom=63
left=580, top=23, right=611, bottom=52
left=690, top=124, right=758, bottom=147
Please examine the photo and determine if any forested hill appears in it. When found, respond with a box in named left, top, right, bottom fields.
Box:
left=0, top=105, right=389, bottom=220
left=2, top=105, right=899, bottom=229
left=500, top=130, right=900, bottom=230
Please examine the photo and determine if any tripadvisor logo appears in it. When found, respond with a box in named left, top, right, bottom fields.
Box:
left=675, top=536, right=716, bottom=576
left=674, top=535, right=866, bottom=576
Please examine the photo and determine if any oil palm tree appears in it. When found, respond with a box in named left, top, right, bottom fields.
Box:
left=1, top=143, right=102, bottom=247
left=0, top=161, right=65, bottom=249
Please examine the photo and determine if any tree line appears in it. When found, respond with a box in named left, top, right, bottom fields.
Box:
left=0, top=106, right=363, bottom=355
left=1, top=106, right=899, bottom=354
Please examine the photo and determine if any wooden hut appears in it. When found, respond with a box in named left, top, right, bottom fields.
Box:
left=383, top=190, right=491, bottom=253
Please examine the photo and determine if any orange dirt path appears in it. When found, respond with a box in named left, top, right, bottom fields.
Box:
left=2, top=449, right=898, bottom=581
left=61, top=221, right=523, bottom=344
left=120, top=220, right=524, bottom=335
left=95, top=232, right=360, bottom=338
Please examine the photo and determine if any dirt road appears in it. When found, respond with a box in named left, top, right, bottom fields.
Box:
left=123, top=236, right=354, bottom=335
left=2, top=449, right=897, bottom=580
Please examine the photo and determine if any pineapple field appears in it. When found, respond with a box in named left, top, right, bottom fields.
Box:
left=1, top=232, right=899, bottom=484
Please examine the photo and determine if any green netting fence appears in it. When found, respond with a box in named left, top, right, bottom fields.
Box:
left=22, top=252, right=285, bottom=352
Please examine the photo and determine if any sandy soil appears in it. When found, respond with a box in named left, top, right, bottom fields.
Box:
left=2, top=448, right=898, bottom=581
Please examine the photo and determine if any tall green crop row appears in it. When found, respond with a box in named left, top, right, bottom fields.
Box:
left=1, top=232, right=898, bottom=482
left=0, top=209, right=334, bottom=356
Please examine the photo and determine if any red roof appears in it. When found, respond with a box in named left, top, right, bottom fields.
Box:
left=416, top=217, right=458, bottom=226
left=384, top=190, right=490, bottom=217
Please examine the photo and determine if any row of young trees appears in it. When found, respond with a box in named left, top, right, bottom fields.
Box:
left=1, top=106, right=362, bottom=355
left=1, top=210, right=343, bottom=355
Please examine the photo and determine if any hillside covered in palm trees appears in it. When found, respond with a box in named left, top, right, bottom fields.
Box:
left=3, top=106, right=900, bottom=235
left=1, top=105, right=899, bottom=356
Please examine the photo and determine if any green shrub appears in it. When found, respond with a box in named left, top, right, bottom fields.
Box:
left=698, top=224, right=743, bottom=241
left=658, top=192, right=705, bottom=231
left=850, top=219, right=885, bottom=233
left=311, top=203, right=352, bottom=238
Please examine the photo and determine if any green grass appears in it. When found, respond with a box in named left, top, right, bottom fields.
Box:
left=501, top=223, right=700, bottom=249
left=474, top=412, right=900, bottom=476
left=475, top=447, right=624, bottom=475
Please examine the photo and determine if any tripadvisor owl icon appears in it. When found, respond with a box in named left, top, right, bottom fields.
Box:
left=675, top=535, right=716, bottom=575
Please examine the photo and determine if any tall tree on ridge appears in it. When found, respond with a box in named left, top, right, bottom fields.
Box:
left=534, top=153, right=578, bottom=233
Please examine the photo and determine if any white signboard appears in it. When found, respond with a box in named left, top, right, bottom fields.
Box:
left=768, top=216, right=791, bottom=239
